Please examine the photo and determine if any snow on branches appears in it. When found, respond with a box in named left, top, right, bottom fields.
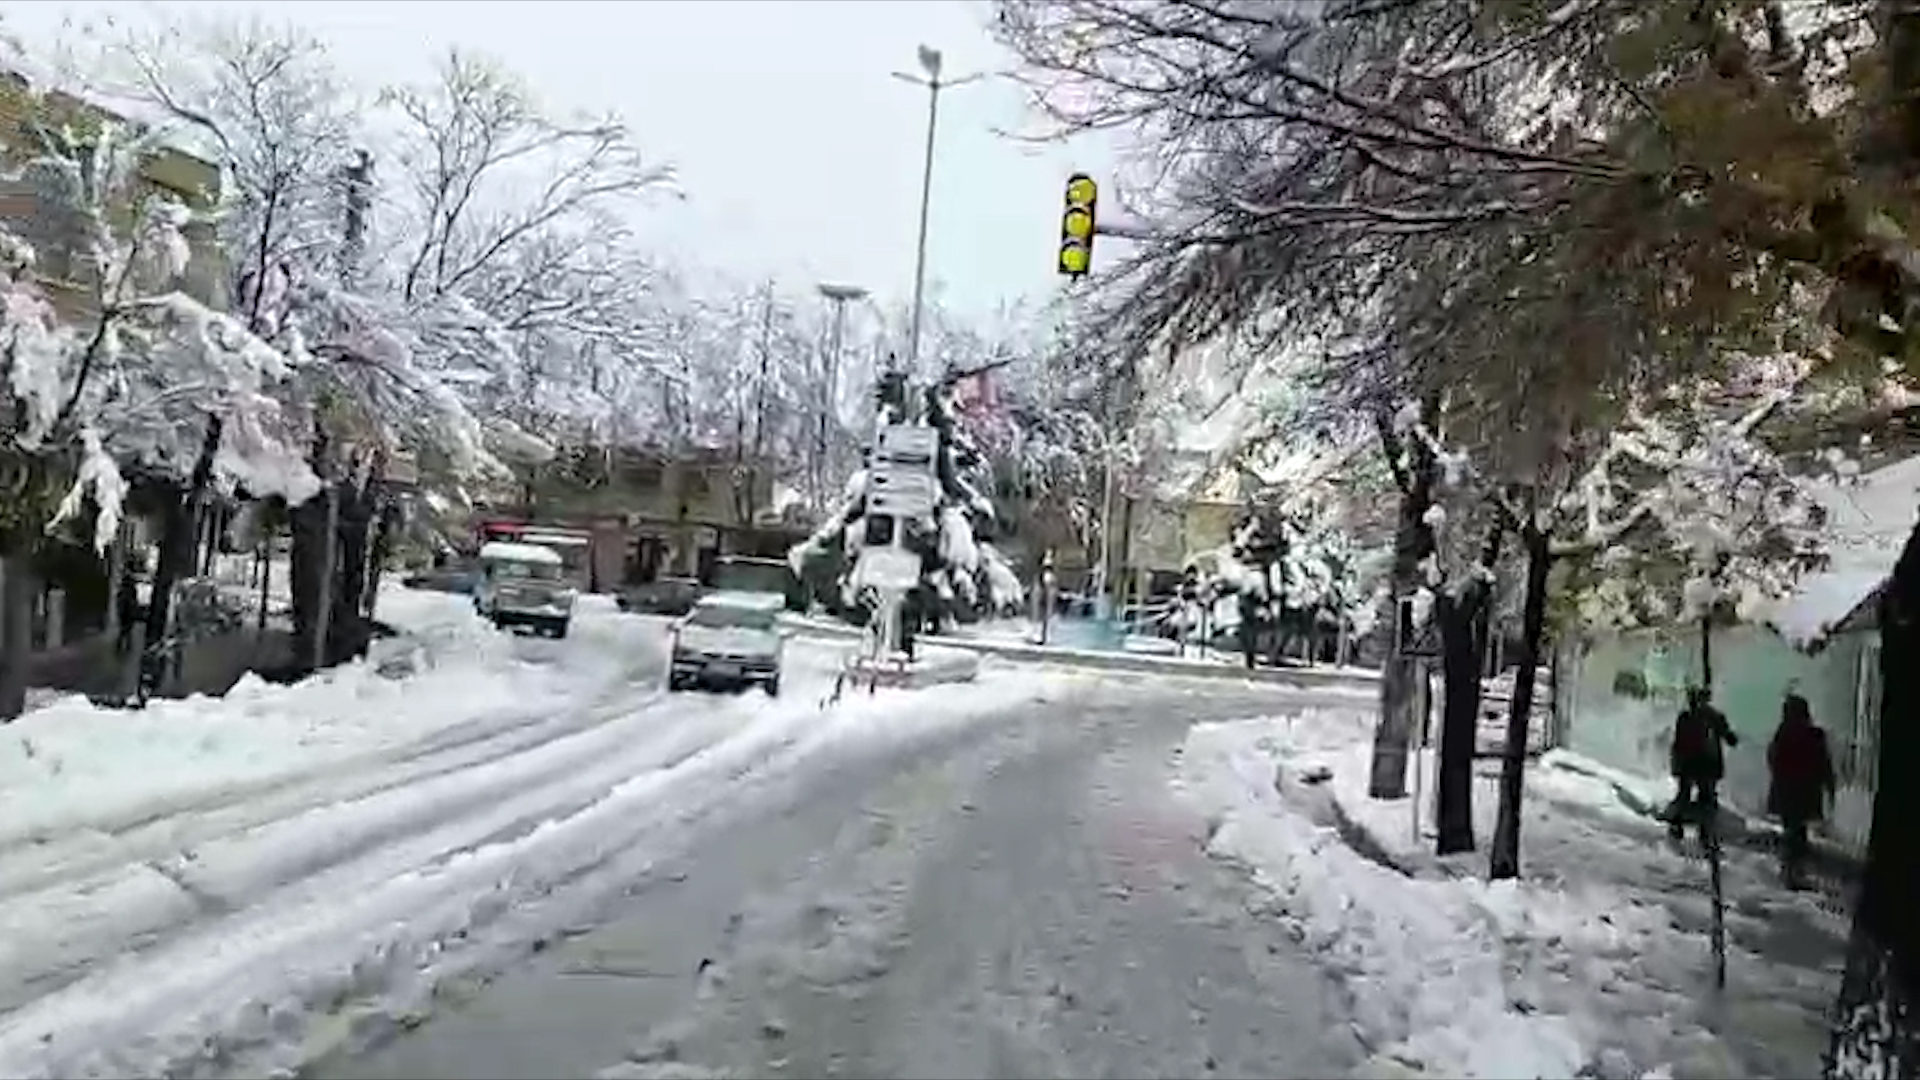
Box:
left=1561, top=391, right=1829, bottom=631
left=1, top=106, right=316, bottom=549
left=1384, top=377, right=1829, bottom=636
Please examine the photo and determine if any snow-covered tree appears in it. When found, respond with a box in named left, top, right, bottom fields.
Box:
left=0, top=88, right=322, bottom=713
left=1191, top=496, right=1373, bottom=667
left=788, top=367, right=1023, bottom=631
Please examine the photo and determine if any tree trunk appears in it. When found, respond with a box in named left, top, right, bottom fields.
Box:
left=330, top=478, right=375, bottom=664
left=144, top=417, right=223, bottom=690
left=289, top=485, right=332, bottom=670
left=364, top=496, right=395, bottom=620
left=1436, top=521, right=1506, bottom=855
left=0, top=552, right=32, bottom=720
left=1824, top=516, right=1920, bottom=1078
left=1370, top=415, right=1439, bottom=800
left=1434, top=591, right=1482, bottom=854
left=1489, top=528, right=1552, bottom=880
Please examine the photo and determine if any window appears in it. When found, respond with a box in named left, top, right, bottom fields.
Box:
left=489, top=559, right=561, bottom=582
left=687, top=602, right=775, bottom=632
left=630, top=463, right=663, bottom=491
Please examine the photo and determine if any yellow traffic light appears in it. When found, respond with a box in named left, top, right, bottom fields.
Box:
left=1058, top=171, right=1098, bottom=278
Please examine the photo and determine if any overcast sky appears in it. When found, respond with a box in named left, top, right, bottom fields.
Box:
left=4, top=0, right=1122, bottom=320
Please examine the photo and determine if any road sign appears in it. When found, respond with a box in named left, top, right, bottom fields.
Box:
left=853, top=546, right=921, bottom=591
left=868, top=467, right=937, bottom=518
left=874, top=424, right=937, bottom=470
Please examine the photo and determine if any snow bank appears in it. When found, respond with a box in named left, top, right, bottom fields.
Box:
left=1177, top=718, right=1622, bottom=1079
left=0, top=589, right=649, bottom=847
left=1179, top=713, right=1844, bottom=1080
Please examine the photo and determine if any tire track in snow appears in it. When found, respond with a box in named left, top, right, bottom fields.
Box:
left=0, top=690, right=712, bottom=1014
left=0, top=668, right=1066, bottom=1080
left=0, top=637, right=668, bottom=902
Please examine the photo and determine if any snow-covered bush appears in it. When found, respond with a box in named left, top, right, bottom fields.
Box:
left=1188, top=494, right=1376, bottom=655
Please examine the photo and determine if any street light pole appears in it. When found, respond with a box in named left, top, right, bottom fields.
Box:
left=894, top=47, right=983, bottom=373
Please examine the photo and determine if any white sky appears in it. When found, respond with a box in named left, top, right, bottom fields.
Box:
left=3, top=0, right=1123, bottom=320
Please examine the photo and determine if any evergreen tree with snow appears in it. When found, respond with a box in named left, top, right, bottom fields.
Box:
left=1194, top=496, right=1372, bottom=666
left=789, top=364, right=1024, bottom=632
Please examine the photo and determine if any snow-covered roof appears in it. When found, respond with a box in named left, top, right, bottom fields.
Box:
left=0, top=51, right=220, bottom=166
left=477, top=541, right=564, bottom=565
left=1769, top=454, right=1920, bottom=646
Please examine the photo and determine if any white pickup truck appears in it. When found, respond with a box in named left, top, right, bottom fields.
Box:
left=668, top=591, right=787, bottom=695
left=474, top=541, right=577, bottom=638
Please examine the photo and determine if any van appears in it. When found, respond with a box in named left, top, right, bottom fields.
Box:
left=475, top=541, right=576, bottom=638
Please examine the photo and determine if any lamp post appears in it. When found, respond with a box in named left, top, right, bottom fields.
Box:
left=816, top=282, right=867, bottom=508
left=893, top=46, right=983, bottom=372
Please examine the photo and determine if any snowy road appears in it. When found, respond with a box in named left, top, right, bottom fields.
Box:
left=313, top=678, right=1369, bottom=1080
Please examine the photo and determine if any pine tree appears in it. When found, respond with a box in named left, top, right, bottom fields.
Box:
left=788, top=367, right=1023, bottom=631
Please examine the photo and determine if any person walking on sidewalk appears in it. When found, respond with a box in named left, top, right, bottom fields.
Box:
left=1668, top=686, right=1739, bottom=841
left=1766, top=692, right=1836, bottom=889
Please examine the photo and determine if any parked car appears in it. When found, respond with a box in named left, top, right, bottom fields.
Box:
left=402, top=564, right=480, bottom=595
left=616, top=576, right=706, bottom=617
left=474, top=541, right=576, bottom=637
left=667, top=591, right=787, bottom=695
left=710, top=555, right=804, bottom=611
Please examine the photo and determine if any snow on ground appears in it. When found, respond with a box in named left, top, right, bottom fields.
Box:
left=1175, top=709, right=1845, bottom=1080
left=0, top=588, right=651, bottom=848
left=0, top=603, right=1083, bottom=1080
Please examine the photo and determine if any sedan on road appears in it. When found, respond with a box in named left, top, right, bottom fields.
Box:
left=667, top=591, right=788, bottom=695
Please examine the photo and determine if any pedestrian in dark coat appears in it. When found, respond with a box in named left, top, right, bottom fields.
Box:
left=1767, top=692, right=1836, bottom=889
left=1668, top=686, right=1739, bottom=840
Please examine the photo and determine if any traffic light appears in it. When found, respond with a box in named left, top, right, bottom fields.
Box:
left=1058, top=172, right=1097, bottom=277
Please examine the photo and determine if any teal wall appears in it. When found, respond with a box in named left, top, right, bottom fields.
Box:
left=1564, top=624, right=1875, bottom=851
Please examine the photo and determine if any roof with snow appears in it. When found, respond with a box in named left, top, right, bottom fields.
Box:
left=1769, top=454, right=1920, bottom=647
left=478, top=541, right=564, bottom=565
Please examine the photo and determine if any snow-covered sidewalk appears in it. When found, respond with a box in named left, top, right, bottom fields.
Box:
left=0, top=589, right=650, bottom=848
left=1175, top=709, right=1846, bottom=1080
left=0, top=594, right=1084, bottom=1079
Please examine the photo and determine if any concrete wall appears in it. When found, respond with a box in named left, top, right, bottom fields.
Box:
left=1563, top=624, right=1877, bottom=852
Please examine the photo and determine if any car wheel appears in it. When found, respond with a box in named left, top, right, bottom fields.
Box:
left=553, top=621, right=570, bottom=639
left=762, top=678, right=780, bottom=697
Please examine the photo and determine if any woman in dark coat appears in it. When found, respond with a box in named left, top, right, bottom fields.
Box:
left=1767, top=692, right=1837, bottom=889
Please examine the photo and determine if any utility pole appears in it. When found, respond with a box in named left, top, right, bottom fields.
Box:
left=893, top=47, right=983, bottom=371
left=816, top=282, right=867, bottom=509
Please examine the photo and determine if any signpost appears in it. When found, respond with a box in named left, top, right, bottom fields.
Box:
left=849, top=423, right=940, bottom=683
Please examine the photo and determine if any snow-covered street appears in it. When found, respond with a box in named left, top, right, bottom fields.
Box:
left=315, top=673, right=1369, bottom=1080
left=0, top=591, right=1104, bottom=1078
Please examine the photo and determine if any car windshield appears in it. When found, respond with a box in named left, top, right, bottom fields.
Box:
left=687, top=603, right=775, bottom=631
left=492, top=559, right=561, bottom=582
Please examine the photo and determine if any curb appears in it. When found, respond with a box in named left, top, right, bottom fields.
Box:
left=780, top=615, right=1382, bottom=693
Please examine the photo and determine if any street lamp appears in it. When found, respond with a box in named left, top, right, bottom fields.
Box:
left=893, top=46, right=983, bottom=373
left=816, top=282, right=868, bottom=508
